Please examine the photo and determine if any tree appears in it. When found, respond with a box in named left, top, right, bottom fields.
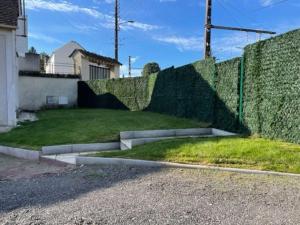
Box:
left=142, top=62, right=160, bottom=77
left=40, top=52, right=50, bottom=73
left=28, top=46, right=37, bottom=54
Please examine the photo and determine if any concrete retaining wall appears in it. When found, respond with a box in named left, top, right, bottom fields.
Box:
left=120, top=128, right=236, bottom=150
left=0, top=145, right=40, bottom=160
left=120, top=128, right=212, bottom=139
left=42, top=142, right=120, bottom=155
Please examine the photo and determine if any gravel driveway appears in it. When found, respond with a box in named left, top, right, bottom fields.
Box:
left=0, top=155, right=300, bottom=225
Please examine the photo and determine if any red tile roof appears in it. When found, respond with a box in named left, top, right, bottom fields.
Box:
left=0, top=0, right=19, bottom=28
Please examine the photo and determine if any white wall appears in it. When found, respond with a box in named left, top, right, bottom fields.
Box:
left=18, top=76, right=79, bottom=111
left=45, top=41, right=83, bottom=75
left=18, top=53, right=40, bottom=72
left=0, top=29, right=18, bottom=126
left=16, top=16, right=28, bottom=57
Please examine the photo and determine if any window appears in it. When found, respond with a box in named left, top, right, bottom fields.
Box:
left=89, top=65, right=110, bottom=80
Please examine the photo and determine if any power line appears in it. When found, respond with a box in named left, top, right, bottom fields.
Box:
left=216, top=0, right=243, bottom=27
left=219, top=0, right=260, bottom=26
left=253, top=0, right=290, bottom=12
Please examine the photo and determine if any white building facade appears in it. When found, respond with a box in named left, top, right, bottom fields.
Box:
left=0, top=0, right=27, bottom=128
left=45, top=41, right=84, bottom=74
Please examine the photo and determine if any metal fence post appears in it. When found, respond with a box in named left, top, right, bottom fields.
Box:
left=239, top=55, right=245, bottom=124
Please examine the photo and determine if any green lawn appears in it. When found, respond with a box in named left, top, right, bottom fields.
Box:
left=95, top=137, right=300, bottom=174
left=0, top=109, right=207, bottom=150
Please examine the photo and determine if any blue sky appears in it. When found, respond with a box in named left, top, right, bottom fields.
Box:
left=26, top=0, right=300, bottom=76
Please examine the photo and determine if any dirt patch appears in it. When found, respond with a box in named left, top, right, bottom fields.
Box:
left=0, top=154, right=73, bottom=180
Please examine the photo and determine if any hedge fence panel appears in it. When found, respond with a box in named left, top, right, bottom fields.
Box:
left=243, top=29, right=300, bottom=143
left=214, top=57, right=241, bottom=132
left=79, top=29, right=300, bottom=144
left=85, top=76, right=155, bottom=111
left=147, top=58, right=216, bottom=123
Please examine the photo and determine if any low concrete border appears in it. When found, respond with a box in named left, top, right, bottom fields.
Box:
left=76, top=156, right=300, bottom=178
left=120, top=128, right=237, bottom=150
left=0, top=145, right=40, bottom=160
left=42, top=142, right=120, bottom=155
left=120, top=128, right=212, bottom=139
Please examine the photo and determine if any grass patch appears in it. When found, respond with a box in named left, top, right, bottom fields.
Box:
left=94, top=137, right=300, bottom=174
left=0, top=109, right=207, bottom=150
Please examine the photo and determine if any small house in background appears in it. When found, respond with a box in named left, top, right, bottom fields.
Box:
left=45, top=41, right=84, bottom=74
left=70, top=49, right=121, bottom=80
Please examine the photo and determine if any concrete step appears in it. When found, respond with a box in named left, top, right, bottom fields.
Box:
left=120, top=128, right=212, bottom=140
left=121, top=135, right=216, bottom=150
left=42, top=142, right=120, bottom=155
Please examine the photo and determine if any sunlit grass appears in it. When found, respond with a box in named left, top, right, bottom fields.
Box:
left=0, top=109, right=207, bottom=150
left=95, top=137, right=300, bottom=174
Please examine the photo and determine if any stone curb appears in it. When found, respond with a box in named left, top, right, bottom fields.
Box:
left=120, top=128, right=213, bottom=139
left=75, top=156, right=300, bottom=178
left=120, top=128, right=237, bottom=150
left=0, top=128, right=238, bottom=161
left=42, top=142, right=120, bottom=155
left=0, top=145, right=40, bottom=160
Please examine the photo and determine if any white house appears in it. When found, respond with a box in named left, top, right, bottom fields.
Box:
left=45, top=41, right=84, bottom=74
left=70, top=49, right=121, bottom=80
left=0, top=0, right=27, bottom=128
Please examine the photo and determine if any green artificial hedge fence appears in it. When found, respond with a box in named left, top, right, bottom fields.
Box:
left=80, top=29, right=300, bottom=143
left=243, top=29, right=300, bottom=143
left=147, top=58, right=216, bottom=123
left=86, top=75, right=157, bottom=111
left=214, top=57, right=241, bottom=132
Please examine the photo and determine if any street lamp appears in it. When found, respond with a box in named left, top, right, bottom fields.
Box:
left=115, top=18, right=135, bottom=62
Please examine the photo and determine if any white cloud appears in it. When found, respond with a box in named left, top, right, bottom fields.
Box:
left=153, top=36, right=203, bottom=51
left=26, top=0, right=160, bottom=32
left=260, top=0, right=275, bottom=6
left=131, top=56, right=139, bottom=64
left=120, top=65, right=142, bottom=77
left=152, top=32, right=267, bottom=60
left=29, top=32, right=63, bottom=44
left=160, top=0, right=176, bottom=2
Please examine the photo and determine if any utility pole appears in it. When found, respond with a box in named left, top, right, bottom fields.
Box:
left=204, top=0, right=212, bottom=58
left=115, top=0, right=119, bottom=61
left=128, top=56, right=132, bottom=77
left=204, top=0, right=276, bottom=59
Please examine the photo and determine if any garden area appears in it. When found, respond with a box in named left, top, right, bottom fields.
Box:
left=0, top=109, right=208, bottom=150
left=0, top=108, right=299, bottom=174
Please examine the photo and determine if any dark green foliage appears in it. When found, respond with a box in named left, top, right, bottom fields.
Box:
left=147, top=59, right=216, bottom=123
left=214, top=57, right=241, bottom=131
left=84, top=59, right=216, bottom=123
left=243, top=29, right=300, bottom=143
left=86, top=76, right=157, bottom=111
left=142, top=62, right=161, bottom=77
left=28, top=46, right=37, bottom=54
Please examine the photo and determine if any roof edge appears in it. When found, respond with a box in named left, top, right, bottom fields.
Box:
left=70, top=49, right=122, bottom=66
left=0, top=24, right=17, bottom=30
